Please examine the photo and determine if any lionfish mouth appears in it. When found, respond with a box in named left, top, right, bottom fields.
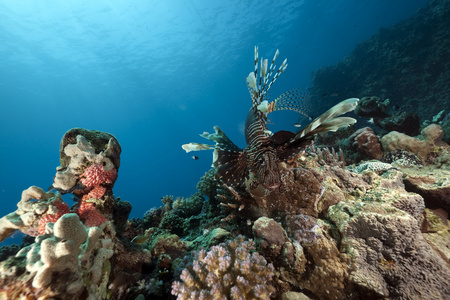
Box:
left=265, top=182, right=281, bottom=190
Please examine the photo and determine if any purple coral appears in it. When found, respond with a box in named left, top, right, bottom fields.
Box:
left=171, top=235, right=275, bottom=299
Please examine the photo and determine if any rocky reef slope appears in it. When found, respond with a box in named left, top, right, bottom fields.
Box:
left=309, top=0, right=450, bottom=124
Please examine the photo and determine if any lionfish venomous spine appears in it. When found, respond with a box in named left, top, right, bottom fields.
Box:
left=183, top=47, right=359, bottom=190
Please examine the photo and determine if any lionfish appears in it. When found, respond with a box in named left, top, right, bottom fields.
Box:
left=183, top=47, right=358, bottom=190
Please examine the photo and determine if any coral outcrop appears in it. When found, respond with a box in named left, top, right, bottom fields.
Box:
left=381, top=123, right=448, bottom=161
left=0, top=186, right=69, bottom=241
left=328, top=194, right=450, bottom=298
left=0, top=129, right=151, bottom=300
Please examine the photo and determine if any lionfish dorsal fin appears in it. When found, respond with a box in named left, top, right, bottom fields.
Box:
left=264, top=88, right=312, bottom=119
left=296, top=98, right=359, bottom=139
left=246, top=47, right=287, bottom=113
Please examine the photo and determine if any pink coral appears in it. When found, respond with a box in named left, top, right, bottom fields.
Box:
left=82, top=186, right=107, bottom=201
left=80, top=164, right=117, bottom=188
left=77, top=201, right=107, bottom=227
left=80, top=164, right=117, bottom=200
left=37, top=200, right=70, bottom=235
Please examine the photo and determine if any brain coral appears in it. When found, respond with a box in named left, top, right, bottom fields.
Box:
left=171, top=235, right=275, bottom=299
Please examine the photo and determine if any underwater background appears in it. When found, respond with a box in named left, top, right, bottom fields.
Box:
left=0, top=0, right=430, bottom=247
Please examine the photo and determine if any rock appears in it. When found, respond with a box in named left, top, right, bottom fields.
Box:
left=328, top=194, right=450, bottom=299
left=378, top=111, right=420, bottom=136
left=403, top=170, right=450, bottom=213
left=281, top=291, right=312, bottom=300
left=252, top=217, right=287, bottom=260
left=354, top=96, right=390, bottom=118
left=350, top=127, right=383, bottom=159
left=381, top=124, right=448, bottom=161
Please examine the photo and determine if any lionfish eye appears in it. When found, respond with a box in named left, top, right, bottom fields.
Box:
left=258, top=157, right=265, bottom=165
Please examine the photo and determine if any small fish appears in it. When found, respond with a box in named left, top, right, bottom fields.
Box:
left=293, top=123, right=302, bottom=128
left=131, top=235, right=150, bottom=244
left=192, top=156, right=199, bottom=160
left=367, top=118, right=375, bottom=124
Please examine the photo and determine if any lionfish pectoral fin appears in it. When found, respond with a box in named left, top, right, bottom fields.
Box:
left=186, top=126, right=247, bottom=184
left=276, top=138, right=313, bottom=161
left=295, top=98, right=359, bottom=139
left=181, top=142, right=214, bottom=153
left=306, top=117, right=357, bottom=136
left=215, top=150, right=248, bottom=186
left=200, top=126, right=242, bottom=152
left=271, top=130, right=295, bottom=145
left=181, top=125, right=240, bottom=156
left=199, top=126, right=248, bottom=186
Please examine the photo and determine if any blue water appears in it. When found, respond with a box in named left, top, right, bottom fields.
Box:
left=0, top=0, right=429, bottom=245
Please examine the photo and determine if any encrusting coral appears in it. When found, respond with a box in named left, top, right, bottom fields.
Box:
left=0, top=186, right=69, bottom=240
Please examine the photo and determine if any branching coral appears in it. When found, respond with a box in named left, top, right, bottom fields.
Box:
left=171, top=235, right=275, bottom=299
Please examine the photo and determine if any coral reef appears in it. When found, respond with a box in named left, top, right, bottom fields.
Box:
left=1, top=121, right=449, bottom=299
left=354, top=96, right=389, bottom=119
left=378, top=111, right=420, bottom=136
left=2, top=10, right=450, bottom=296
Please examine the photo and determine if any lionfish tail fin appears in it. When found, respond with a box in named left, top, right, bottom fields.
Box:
left=296, top=98, right=359, bottom=139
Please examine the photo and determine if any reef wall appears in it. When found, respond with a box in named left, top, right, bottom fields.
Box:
left=308, top=0, right=450, bottom=123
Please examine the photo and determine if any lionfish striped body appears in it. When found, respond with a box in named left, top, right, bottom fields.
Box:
left=182, top=47, right=359, bottom=190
